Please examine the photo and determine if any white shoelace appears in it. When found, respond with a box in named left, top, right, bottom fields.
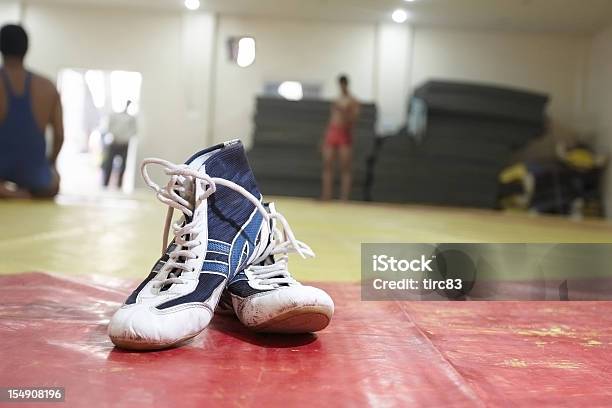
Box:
left=245, top=208, right=315, bottom=288
left=140, top=157, right=309, bottom=291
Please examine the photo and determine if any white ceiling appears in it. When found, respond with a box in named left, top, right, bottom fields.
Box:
left=27, top=0, right=612, bottom=33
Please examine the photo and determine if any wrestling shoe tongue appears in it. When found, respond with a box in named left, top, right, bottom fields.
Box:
left=185, top=139, right=241, bottom=170
left=175, top=141, right=244, bottom=216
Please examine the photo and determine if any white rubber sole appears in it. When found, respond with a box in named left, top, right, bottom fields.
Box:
left=110, top=330, right=203, bottom=351
left=248, top=305, right=332, bottom=333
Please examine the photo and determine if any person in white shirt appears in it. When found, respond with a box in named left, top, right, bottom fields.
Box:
left=102, top=100, right=137, bottom=188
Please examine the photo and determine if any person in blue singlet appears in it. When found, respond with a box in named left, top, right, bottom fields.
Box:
left=0, top=24, right=63, bottom=198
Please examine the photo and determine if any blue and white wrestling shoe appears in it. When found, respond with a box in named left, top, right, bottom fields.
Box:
left=108, top=140, right=274, bottom=350
left=222, top=202, right=334, bottom=333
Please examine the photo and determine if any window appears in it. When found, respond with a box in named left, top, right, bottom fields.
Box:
left=228, top=36, right=256, bottom=68
left=84, top=70, right=105, bottom=108
left=110, top=70, right=142, bottom=114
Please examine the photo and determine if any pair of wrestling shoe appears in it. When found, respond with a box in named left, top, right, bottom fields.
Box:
left=107, top=140, right=334, bottom=350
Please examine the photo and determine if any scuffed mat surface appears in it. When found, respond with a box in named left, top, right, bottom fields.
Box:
left=402, top=302, right=612, bottom=406
left=2, top=273, right=612, bottom=407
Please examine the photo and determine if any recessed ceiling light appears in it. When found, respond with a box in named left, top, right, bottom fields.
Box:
left=184, top=0, right=200, bottom=11
left=392, top=9, right=408, bottom=23
left=404, top=0, right=416, bottom=2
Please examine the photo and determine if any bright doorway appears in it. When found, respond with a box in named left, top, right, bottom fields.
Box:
left=56, top=69, right=142, bottom=195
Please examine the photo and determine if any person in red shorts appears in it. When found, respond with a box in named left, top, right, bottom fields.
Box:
left=321, top=74, right=360, bottom=201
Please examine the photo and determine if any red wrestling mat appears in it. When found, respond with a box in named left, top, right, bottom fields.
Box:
left=1, top=272, right=611, bottom=407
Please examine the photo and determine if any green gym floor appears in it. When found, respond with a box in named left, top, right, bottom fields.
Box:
left=2, top=193, right=611, bottom=280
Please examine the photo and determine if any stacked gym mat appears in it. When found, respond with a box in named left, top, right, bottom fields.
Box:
left=369, top=81, right=549, bottom=208
left=247, top=97, right=377, bottom=199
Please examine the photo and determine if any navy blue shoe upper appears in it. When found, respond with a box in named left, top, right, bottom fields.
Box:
left=124, top=141, right=267, bottom=309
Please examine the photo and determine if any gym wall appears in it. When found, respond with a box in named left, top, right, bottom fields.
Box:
left=5, top=1, right=609, bottom=210
left=411, top=28, right=589, bottom=131
left=0, top=1, right=21, bottom=25
left=211, top=16, right=377, bottom=149
left=22, top=3, right=216, bottom=178
left=587, top=23, right=612, bottom=216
